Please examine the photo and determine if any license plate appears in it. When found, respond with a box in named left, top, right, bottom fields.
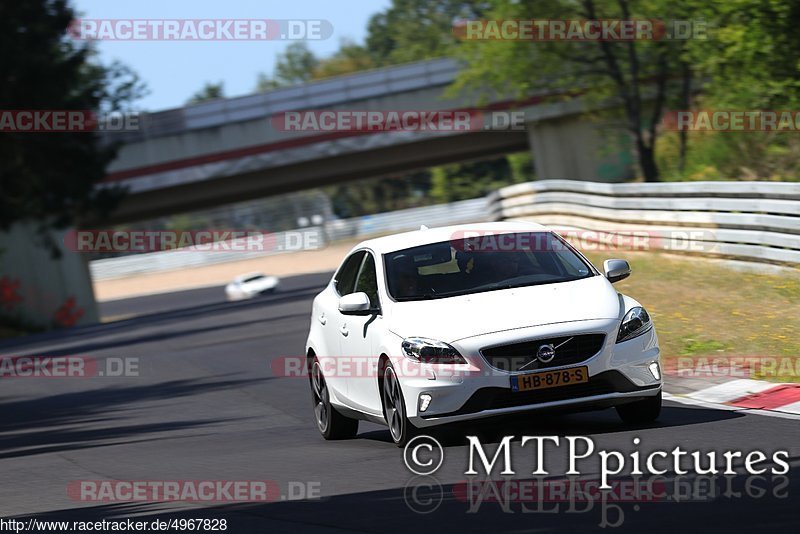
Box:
left=510, top=366, right=589, bottom=392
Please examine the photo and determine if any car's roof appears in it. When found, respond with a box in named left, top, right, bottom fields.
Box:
left=233, top=272, right=267, bottom=282
left=355, top=220, right=550, bottom=254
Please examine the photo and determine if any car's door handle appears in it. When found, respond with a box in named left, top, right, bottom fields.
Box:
left=318, top=313, right=326, bottom=325
left=339, top=324, right=349, bottom=337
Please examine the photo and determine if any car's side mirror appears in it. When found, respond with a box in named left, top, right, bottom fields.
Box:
left=338, top=292, right=372, bottom=314
left=604, top=259, right=631, bottom=284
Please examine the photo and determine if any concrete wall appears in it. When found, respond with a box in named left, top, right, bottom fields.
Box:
left=527, top=115, right=634, bottom=182
left=0, top=223, right=98, bottom=329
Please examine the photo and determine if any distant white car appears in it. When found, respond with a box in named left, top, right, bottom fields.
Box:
left=305, top=221, right=662, bottom=446
left=225, top=273, right=279, bottom=301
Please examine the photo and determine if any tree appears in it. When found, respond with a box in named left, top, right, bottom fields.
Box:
left=365, top=0, right=491, bottom=65
left=453, top=0, right=697, bottom=182
left=257, top=40, right=375, bottom=90
left=0, top=0, right=146, bottom=254
left=654, top=0, right=800, bottom=181
left=684, top=0, right=800, bottom=110
left=429, top=155, right=530, bottom=203
left=256, top=42, right=320, bottom=91
left=313, top=39, right=375, bottom=79
left=187, top=81, right=224, bottom=104
left=275, top=42, right=319, bottom=85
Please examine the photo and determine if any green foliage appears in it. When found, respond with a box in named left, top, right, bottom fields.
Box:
left=453, top=0, right=698, bottom=182
left=429, top=155, right=531, bottom=203
left=255, top=2, right=490, bottom=88
left=274, top=42, right=320, bottom=85
left=672, top=0, right=800, bottom=181
left=0, top=0, right=146, bottom=254
left=256, top=42, right=324, bottom=90
left=326, top=152, right=533, bottom=219
left=684, top=0, right=800, bottom=109
left=327, top=172, right=432, bottom=219
left=507, top=152, right=535, bottom=183
left=657, top=128, right=800, bottom=182
left=365, top=0, right=490, bottom=66
left=312, top=39, right=376, bottom=79
left=187, top=81, right=225, bottom=104
left=680, top=337, right=728, bottom=356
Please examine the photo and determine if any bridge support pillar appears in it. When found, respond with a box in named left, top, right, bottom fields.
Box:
left=527, top=116, right=635, bottom=182
left=0, top=223, right=98, bottom=331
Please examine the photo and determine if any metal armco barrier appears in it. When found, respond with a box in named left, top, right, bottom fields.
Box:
left=489, top=180, right=800, bottom=267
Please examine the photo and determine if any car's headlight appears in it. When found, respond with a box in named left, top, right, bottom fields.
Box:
left=616, top=307, right=653, bottom=343
left=401, top=337, right=466, bottom=364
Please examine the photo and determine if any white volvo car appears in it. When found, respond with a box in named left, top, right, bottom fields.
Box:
left=305, top=222, right=662, bottom=446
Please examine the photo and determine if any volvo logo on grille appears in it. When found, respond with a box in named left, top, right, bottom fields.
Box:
left=537, top=344, right=556, bottom=363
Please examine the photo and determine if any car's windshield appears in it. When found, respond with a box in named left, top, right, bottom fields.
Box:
left=384, top=232, right=594, bottom=301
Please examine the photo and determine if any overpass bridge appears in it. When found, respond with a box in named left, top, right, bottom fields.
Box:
left=100, top=58, right=634, bottom=224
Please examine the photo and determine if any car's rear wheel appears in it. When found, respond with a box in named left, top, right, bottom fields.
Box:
left=616, top=391, right=662, bottom=424
left=381, top=363, right=416, bottom=447
left=310, top=358, right=358, bottom=440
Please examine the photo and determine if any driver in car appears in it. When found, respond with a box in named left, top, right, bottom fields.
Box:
left=392, top=257, right=420, bottom=298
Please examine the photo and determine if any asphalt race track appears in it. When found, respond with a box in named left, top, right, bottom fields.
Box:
left=1, top=273, right=799, bottom=532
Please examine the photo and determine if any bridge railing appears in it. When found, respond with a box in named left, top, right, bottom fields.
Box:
left=110, top=58, right=460, bottom=143
left=489, top=180, right=800, bottom=267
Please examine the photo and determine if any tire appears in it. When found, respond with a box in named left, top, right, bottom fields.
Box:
left=310, top=357, right=358, bottom=440
left=381, top=362, right=417, bottom=447
left=616, top=391, right=662, bottom=424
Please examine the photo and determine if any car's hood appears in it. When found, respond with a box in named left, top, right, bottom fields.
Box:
left=387, top=275, right=621, bottom=343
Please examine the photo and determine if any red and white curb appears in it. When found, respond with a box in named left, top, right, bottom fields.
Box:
left=665, top=379, right=800, bottom=420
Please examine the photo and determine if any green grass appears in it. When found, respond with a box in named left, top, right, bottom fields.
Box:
left=584, top=251, right=800, bottom=383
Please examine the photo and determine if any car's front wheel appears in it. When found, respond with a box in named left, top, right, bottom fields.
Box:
left=381, top=362, right=417, bottom=447
left=310, top=358, right=358, bottom=440
left=616, top=391, right=662, bottom=424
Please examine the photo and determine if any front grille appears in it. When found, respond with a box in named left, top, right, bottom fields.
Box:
left=423, top=370, right=658, bottom=419
left=480, top=333, right=606, bottom=372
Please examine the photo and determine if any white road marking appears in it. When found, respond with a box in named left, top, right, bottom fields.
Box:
left=664, top=392, right=800, bottom=421
left=774, top=399, right=800, bottom=415
left=687, top=379, right=778, bottom=404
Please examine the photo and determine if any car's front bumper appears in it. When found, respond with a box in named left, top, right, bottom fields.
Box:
left=395, top=318, right=661, bottom=428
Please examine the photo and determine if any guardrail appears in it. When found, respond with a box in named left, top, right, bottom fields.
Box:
left=108, top=58, right=460, bottom=143
left=89, top=197, right=488, bottom=280
left=489, top=180, right=800, bottom=267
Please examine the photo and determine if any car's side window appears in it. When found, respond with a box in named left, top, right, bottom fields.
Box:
left=354, top=252, right=380, bottom=309
left=334, top=251, right=366, bottom=296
